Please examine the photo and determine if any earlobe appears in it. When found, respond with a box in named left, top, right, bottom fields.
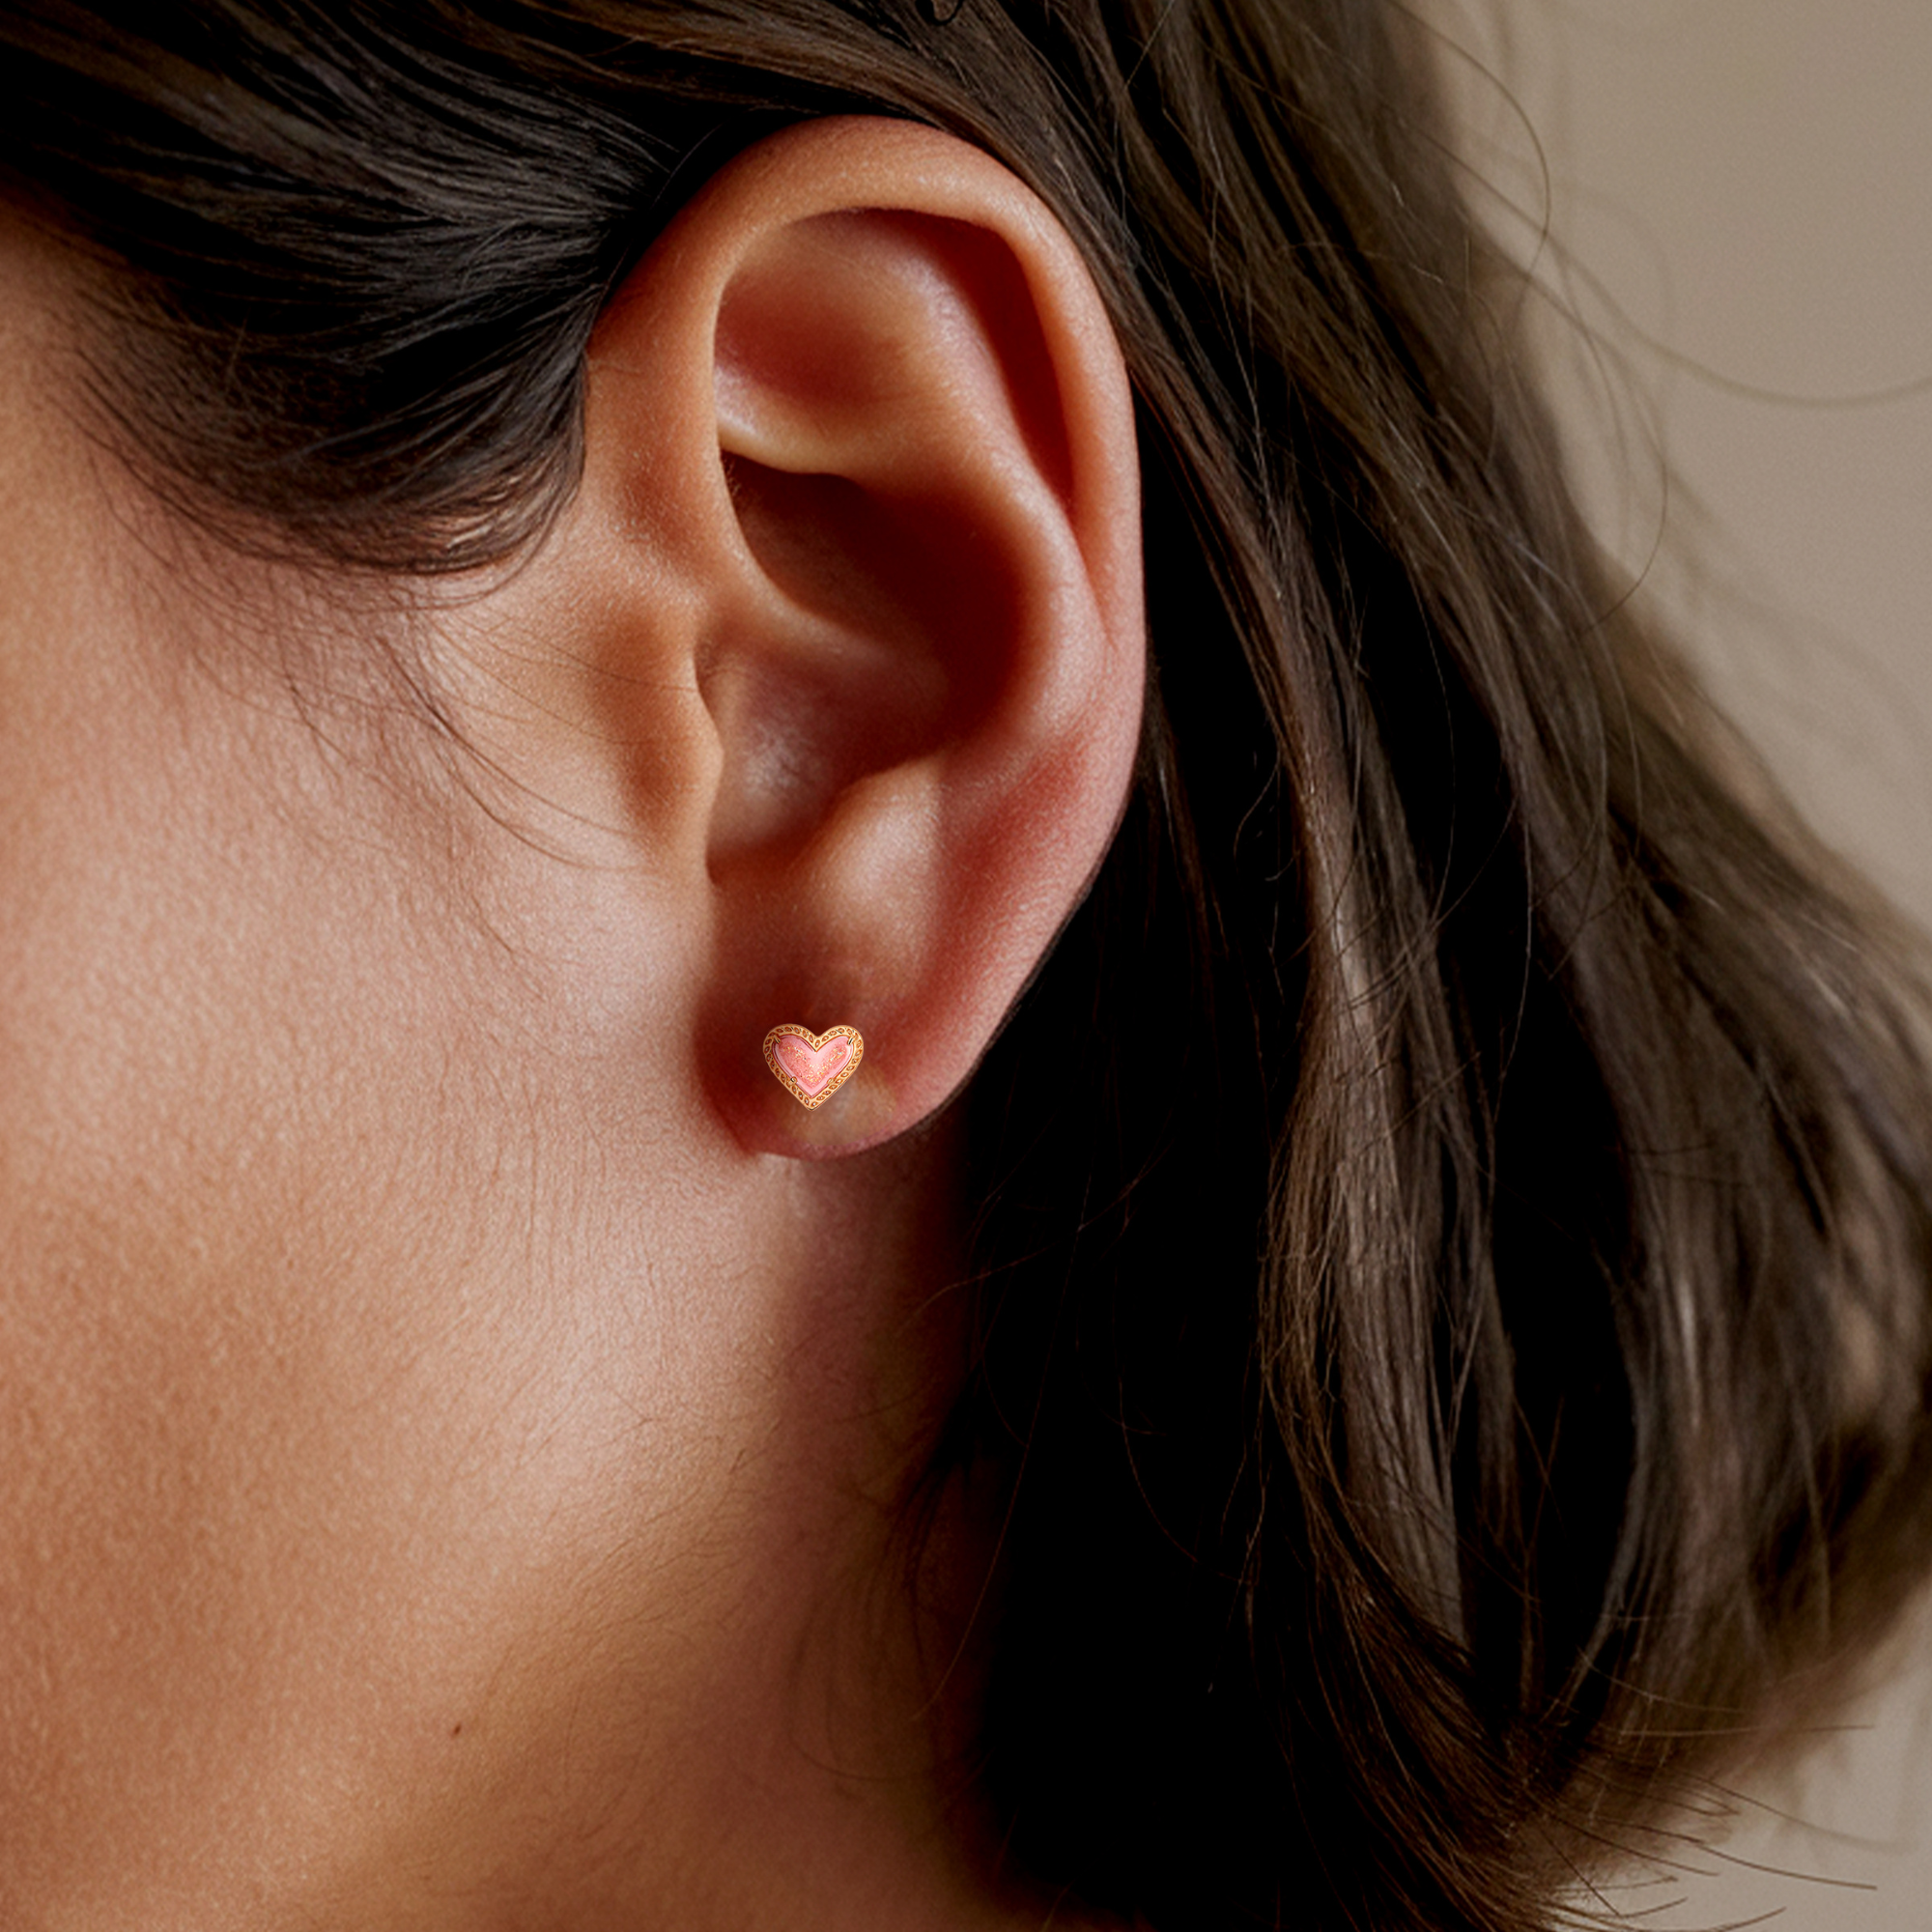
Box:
left=576, top=119, right=1145, bottom=1159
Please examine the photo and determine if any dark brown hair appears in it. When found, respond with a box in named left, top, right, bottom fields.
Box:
left=8, top=4, right=1932, bottom=1927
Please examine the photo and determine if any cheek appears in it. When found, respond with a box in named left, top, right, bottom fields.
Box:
left=0, top=592, right=671, bottom=1888
left=0, top=660, right=355, bottom=1715
left=0, top=250, right=759, bottom=1900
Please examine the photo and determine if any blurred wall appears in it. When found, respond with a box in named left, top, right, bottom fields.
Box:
left=1418, top=3, right=1932, bottom=1923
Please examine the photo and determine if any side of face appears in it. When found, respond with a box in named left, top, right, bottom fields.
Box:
left=0, top=213, right=788, bottom=1917
left=0, top=112, right=1146, bottom=1924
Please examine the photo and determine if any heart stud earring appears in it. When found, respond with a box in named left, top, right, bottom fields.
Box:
left=763, top=1024, right=865, bottom=1110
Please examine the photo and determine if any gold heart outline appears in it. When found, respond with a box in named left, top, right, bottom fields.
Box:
left=762, top=1024, right=866, bottom=1111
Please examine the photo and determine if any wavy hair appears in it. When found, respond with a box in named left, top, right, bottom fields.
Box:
left=7, top=3, right=1932, bottom=1926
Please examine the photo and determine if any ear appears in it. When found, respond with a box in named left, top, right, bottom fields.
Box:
left=568, top=118, right=1144, bottom=1158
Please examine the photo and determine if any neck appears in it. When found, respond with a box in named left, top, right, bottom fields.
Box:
left=349, top=1106, right=1037, bottom=1931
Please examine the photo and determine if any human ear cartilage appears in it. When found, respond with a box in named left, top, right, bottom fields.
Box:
left=763, top=1024, right=864, bottom=1110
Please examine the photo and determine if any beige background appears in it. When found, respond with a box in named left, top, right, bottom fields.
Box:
left=1420, top=2, right=1932, bottom=1925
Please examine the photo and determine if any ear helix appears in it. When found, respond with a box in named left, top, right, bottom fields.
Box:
left=762, top=1024, right=865, bottom=1110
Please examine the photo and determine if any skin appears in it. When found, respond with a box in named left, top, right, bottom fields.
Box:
left=0, top=121, right=1145, bottom=1930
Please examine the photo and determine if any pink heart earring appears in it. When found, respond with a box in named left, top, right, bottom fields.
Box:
left=763, top=1024, right=865, bottom=1110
